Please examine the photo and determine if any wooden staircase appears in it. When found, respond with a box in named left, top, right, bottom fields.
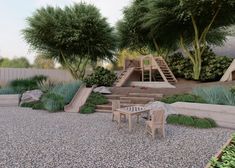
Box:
left=113, top=67, right=135, bottom=87
left=95, top=92, right=163, bottom=113
left=155, top=57, right=177, bottom=84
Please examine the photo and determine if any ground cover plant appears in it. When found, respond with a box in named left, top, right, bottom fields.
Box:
left=193, top=86, right=235, bottom=106
left=210, top=134, right=235, bottom=168
left=80, top=92, right=108, bottom=114
left=84, top=66, right=117, bottom=87
left=161, top=93, right=206, bottom=104
left=167, top=114, right=217, bottom=128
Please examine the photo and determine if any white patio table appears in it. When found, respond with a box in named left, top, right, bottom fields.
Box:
left=117, top=106, right=150, bottom=132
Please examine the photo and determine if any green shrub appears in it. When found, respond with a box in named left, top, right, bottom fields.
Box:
left=194, top=118, right=212, bottom=128
left=205, top=118, right=217, bottom=127
left=51, top=81, right=81, bottom=104
left=21, top=101, right=45, bottom=110
left=80, top=92, right=108, bottom=114
left=178, top=115, right=195, bottom=126
left=166, top=114, right=216, bottom=128
left=84, top=66, right=117, bottom=87
left=41, top=93, right=65, bottom=112
left=87, top=92, right=109, bottom=105
left=0, top=87, right=17, bottom=94
left=193, top=86, right=235, bottom=106
left=80, top=103, right=96, bottom=114
left=161, top=93, right=206, bottom=104
left=167, top=48, right=233, bottom=82
left=166, top=114, right=180, bottom=124
left=9, top=75, right=47, bottom=93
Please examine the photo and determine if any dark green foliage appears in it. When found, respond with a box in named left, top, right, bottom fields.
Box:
left=205, top=118, right=217, bottom=127
left=167, top=48, right=233, bottom=82
left=51, top=81, right=81, bottom=104
left=41, top=93, right=65, bottom=112
left=0, top=87, right=17, bottom=94
left=80, top=103, right=96, bottom=114
left=210, top=134, right=235, bottom=168
left=80, top=92, right=108, bottom=114
left=166, top=114, right=216, bottom=128
left=194, top=118, right=212, bottom=128
left=9, top=75, right=47, bottom=93
left=166, top=114, right=179, bottom=124
left=84, top=66, right=117, bottom=87
left=178, top=115, right=195, bottom=126
left=161, top=93, right=206, bottom=104
left=87, top=92, right=109, bottom=105
left=21, top=101, right=45, bottom=110
left=23, top=3, right=116, bottom=79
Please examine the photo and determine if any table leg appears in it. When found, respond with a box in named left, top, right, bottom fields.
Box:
left=128, top=114, right=132, bottom=132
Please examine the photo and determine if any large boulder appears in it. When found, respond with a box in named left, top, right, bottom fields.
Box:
left=144, top=101, right=178, bottom=117
left=20, top=90, right=43, bottom=104
left=93, top=86, right=111, bottom=94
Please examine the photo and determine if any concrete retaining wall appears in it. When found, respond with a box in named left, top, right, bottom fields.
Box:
left=171, top=102, right=235, bottom=129
left=0, top=94, right=20, bottom=107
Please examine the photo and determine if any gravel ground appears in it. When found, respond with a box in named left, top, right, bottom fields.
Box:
left=0, top=107, right=234, bottom=168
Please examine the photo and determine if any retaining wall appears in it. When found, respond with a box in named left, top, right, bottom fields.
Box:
left=171, top=102, right=235, bottom=129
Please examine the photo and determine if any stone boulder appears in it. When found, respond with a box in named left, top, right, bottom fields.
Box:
left=93, top=86, right=111, bottom=94
left=20, top=90, right=43, bottom=105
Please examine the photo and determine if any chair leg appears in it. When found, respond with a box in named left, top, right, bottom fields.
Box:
left=162, top=127, right=165, bottom=138
left=152, top=128, right=156, bottom=139
left=112, top=113, right=114, bottom=121
left=137, top=115, right=140, bottom=123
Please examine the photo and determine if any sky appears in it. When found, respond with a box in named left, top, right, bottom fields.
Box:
left=0, top=0, right=131, bottom=63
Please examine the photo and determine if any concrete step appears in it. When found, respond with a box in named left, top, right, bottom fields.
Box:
left=107, top=99, right=131, bottom=103
left=105, top=94, right=127, bottom=99
left=128, top=93, right=163, bottom=99
left=120, top=96, right=154, bottom=104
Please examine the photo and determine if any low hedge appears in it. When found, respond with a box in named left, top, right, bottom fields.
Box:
left=166, top=114, right=217, bottom=128
left=161, top=93, right=206, bottom=104
left=80, top=92, right=108, bottom=114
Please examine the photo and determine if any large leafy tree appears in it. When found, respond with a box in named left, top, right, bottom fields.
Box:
left=117, top=0, right=177, bottom=57
left=23, top=3, right=116, bottom=79
left=143, top=0, right=235, bottom=80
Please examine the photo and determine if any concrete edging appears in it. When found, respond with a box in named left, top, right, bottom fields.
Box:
left=171, top=102, right=235, bottom=129
left=0, top=94, right=20, bottom=107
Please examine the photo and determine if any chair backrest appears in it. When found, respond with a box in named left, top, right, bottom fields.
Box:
left=151, top=109, right=165, bottom=124
left=112, top=100, right=120, bottom=112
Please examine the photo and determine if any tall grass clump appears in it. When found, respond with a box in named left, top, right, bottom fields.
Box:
left=41, top=93, right=65, bottom=112
left=51, top=81, right=81, bottom=104
left=193, top=86, right=235, bottom=106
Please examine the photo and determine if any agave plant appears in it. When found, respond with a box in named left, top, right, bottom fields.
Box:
left=193, top=86, right=235, bottom=106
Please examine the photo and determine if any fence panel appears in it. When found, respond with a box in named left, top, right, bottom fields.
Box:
left=0, top=68, right=74, bottom=86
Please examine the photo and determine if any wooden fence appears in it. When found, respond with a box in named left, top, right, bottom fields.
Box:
left=0, top=68, right=74, bottom=86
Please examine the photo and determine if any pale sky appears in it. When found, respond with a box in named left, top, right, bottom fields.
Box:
left=0, top=0, right=131, bottom=63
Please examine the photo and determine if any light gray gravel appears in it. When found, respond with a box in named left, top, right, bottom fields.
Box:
left=0, top=107, right=234, bottom=168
